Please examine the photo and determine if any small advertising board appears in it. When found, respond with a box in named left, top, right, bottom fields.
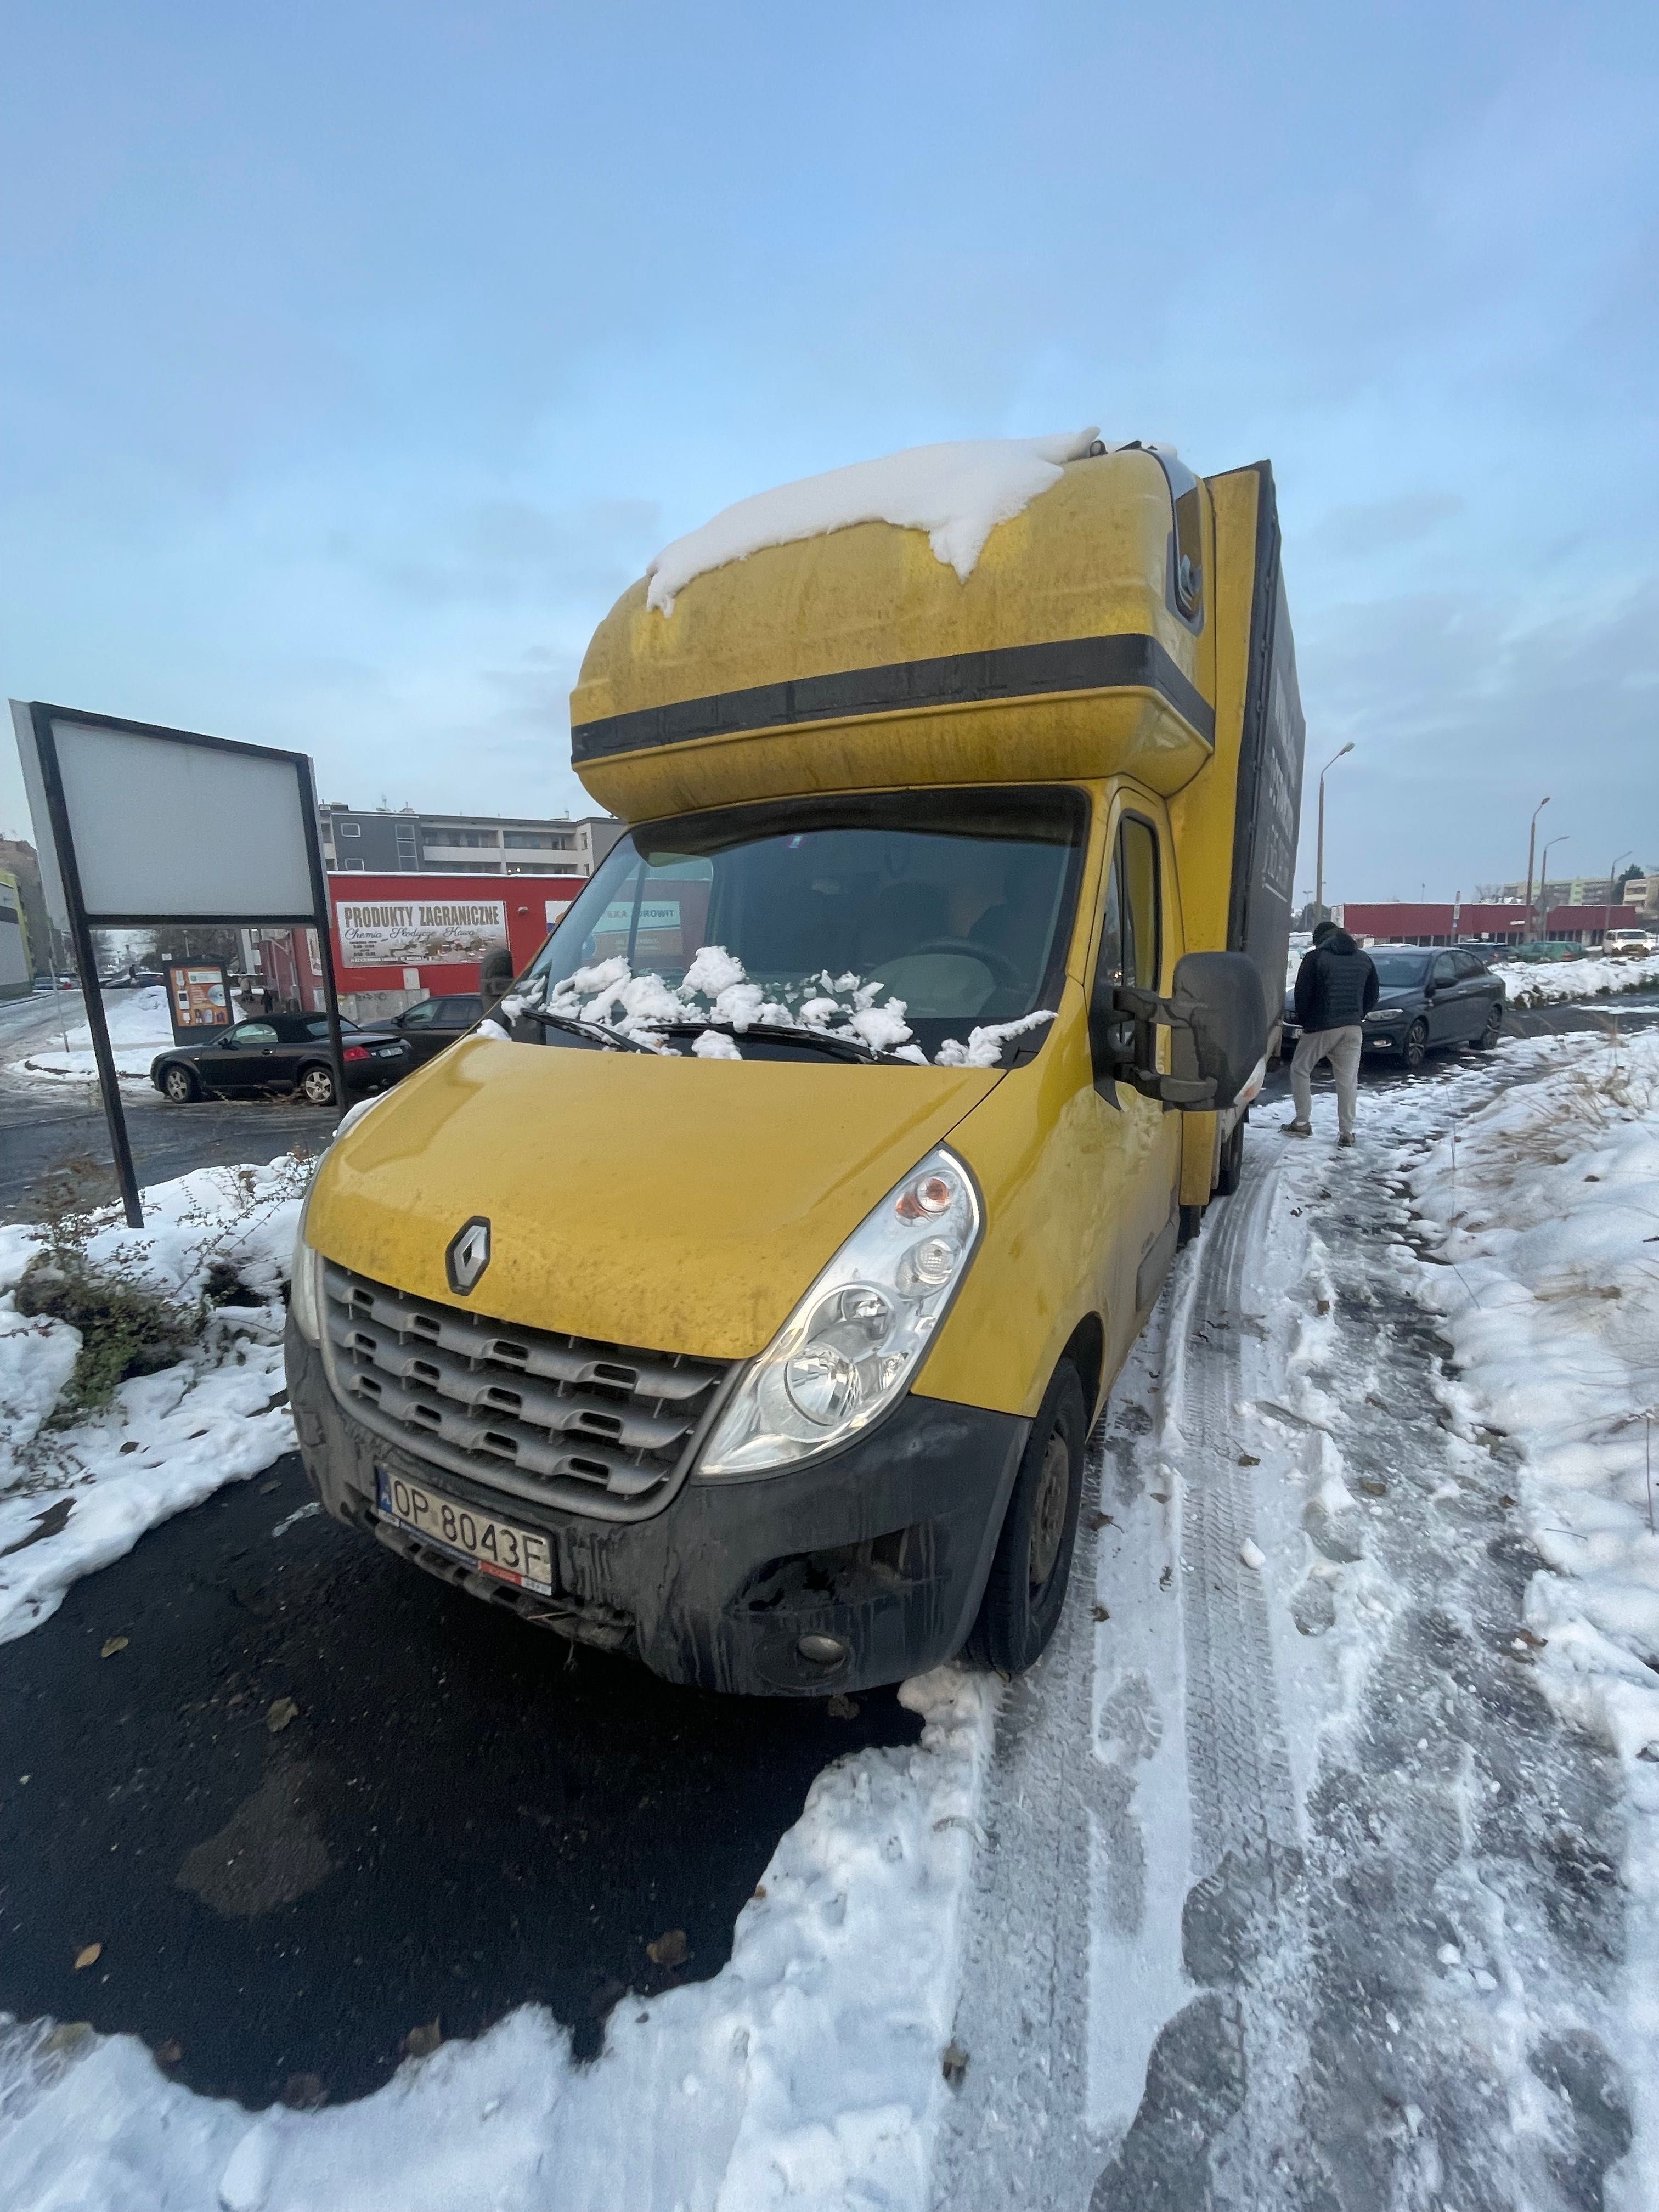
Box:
left=166, top=959, right=232, bottom=1045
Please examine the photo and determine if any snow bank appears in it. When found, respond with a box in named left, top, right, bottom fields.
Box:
left=1409, top=1033, right=1659, bottom=1757
left=10, top=984, right=174, bottom=1084
left=1491, top=950, right=1659, bottom=1008
left=646, top=429, right=1116, bottom=614
left=0, top=1668, right=997, bottom=2212
left=1408, top=1030, right=1659, bottom=2195
left=0, top=1154, right=312, bottom=1642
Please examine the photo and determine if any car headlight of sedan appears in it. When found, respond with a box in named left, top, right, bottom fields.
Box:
left=697, top=1146, right=983, bottom=1479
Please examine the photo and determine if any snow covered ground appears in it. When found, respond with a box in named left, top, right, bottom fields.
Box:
left=3, top=1034, right=1656, bottom=2209
left=1492, top=950, right=1659, bottom=1008
left=7, top=984, right=174, bottom=1085
left=0, top=1155, right=308, bottom=1641
left=938, top=1032, right=1657, bottom=2210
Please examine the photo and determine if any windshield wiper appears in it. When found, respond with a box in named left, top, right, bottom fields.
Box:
left=653, top=1019, right=899, bottom=1065
left=520, top=1008, right=659, bottom=1055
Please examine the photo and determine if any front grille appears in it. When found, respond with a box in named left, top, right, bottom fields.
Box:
left=320, top=1262, right=732, bottom=1521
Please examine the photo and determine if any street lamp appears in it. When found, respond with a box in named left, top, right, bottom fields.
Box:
left=1606, top=850, right=1634, bottom=949
left=1522, top=796, right=1550, bottom=943
left=1316, top=743, right=1355, bottom=916
left=1537, top=834, right=1570, bottom=941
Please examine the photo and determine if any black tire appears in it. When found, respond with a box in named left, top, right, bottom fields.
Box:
left=968, top=1360, right=1088, bottom=1675
left=1472, top=1000, right=1503, bottom=1051
left=1402, top=1019, right=1429, bottom=1072
left=161, top=1062, right=200, bottom=1104
left=1215, top=1113, right=1246, bottom=1197
left=298, top=1063, right=337, bottom=1107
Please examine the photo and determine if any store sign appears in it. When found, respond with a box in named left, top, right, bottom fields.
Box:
left=166, top=960, right=232, bottom=1044
left=336, top=898, right=508, bottom=967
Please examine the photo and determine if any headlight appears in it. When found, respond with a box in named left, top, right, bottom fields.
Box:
left=697, top=1146, right=983, bottom=1478
left=289, top=1203, right=325, bottom=1346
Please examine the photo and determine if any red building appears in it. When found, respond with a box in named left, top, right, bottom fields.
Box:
left=249, top=870, right=586, bottom=1017
left=1339, top=901, right=1624, bottom=949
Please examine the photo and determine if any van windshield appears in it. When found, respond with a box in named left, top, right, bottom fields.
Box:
left=518, top=787, right=1088, bottom=1065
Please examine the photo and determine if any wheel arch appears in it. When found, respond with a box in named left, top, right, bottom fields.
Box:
left=1062, top=1311, right=1107, bottom=1424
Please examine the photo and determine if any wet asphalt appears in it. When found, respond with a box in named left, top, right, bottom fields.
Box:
left=0, top=1454, right=918, bottom=2109
left=2, top=985, right=1655, bottom=2115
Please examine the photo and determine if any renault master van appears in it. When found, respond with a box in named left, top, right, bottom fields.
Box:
left=287, top=437, right=1305, bottom=1695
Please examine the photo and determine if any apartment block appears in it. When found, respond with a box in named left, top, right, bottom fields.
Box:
left=318, top=805, right=623, bottom=878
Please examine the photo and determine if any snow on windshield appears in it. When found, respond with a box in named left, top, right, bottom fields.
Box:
left=495, top=948, right=1053, bottom=1070
left=647, top=429, right=1131, bottom=614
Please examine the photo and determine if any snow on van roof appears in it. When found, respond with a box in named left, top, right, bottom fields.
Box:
left=646, top=427, right=1137, bottom=615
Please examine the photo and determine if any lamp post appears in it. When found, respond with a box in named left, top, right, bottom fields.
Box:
left=1316, top=742, right=1355, bottom=916
left=1606, top=850, right=1633, bottom=949
left=1538, top=834, right=1570, bottom=942
left=1522, top=796, right=1550, bottom=944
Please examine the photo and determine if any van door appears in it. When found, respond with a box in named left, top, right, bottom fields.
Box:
left=1088, top=802, right=1184, bottom=1338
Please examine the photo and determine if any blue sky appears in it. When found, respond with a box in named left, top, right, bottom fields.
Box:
left=3, top=1, right=1655, bottom=903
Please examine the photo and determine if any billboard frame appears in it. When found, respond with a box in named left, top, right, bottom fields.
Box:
left=19, top=702, right=348, bottom=1227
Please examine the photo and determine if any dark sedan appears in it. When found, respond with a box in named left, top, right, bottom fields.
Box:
left=150, top=1014, right=411, bottom=1107
left=1284, top=945, right=1505, bottom=1070
left=357, top=991, right=484, bottom=1068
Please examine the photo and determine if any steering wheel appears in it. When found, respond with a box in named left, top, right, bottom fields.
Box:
left=898, top=936, right=1025, bottom=992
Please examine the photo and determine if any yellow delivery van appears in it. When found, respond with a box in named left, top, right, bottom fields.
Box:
left=287, top=438, right=1305, bottom=1694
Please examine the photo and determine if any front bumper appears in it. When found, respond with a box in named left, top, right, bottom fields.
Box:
left=286, top=1320, right=1027, bottom=1697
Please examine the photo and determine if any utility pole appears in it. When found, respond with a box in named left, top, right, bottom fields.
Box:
left=1538, top=834, right=1570, bottom=940
left=1316, top=742, right=1355, bottom=915
left=1523, top=795, right=1550, bottom=943
left=1606, top=851, right=1633, bottom=948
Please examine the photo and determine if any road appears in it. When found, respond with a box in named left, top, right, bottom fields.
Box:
left=0, top=991, right=337, bottom=1218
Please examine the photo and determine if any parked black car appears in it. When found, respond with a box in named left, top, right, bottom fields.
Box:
left=150, top=1014, right=411, bottom=1107
left=357, top=991, right=484, bottom=1068
left=1283, top=945, right=1505, bottom=1070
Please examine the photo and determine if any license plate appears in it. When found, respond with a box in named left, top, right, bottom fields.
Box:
left=376, top=1469, right=553, bottom=1594
left=373, top=1045, right=404, bottom=1058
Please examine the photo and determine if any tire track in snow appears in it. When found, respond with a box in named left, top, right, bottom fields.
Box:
left=1091, top=1142, right=1324, bottom=2210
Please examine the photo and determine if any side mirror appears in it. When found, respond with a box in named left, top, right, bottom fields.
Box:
left=1098, top=951, right=1267, bottom=1113
left=1169, top=951, right=1267, bottom=1110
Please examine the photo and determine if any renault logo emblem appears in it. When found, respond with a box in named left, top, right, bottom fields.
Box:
left=445, top=1216, right=492, bottom=1296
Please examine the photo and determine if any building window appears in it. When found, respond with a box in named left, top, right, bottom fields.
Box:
left=337, top=820, right=361, bottom=838
left=396, top=824, right=418, bottom=864
left=425, top=828, right=500, bottom=848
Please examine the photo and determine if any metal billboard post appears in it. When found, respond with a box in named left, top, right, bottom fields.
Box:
left=12, top=702, right=348, bottom=1233
left=292, top=749, right=349, bottom=1110
left=31, top=708, right=144, bottom=1226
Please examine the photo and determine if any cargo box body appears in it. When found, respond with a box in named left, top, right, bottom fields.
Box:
left=571, top=446, right=1304, bottom=1037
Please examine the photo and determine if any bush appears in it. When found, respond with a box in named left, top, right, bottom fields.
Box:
left=13, top=1256, right=196, bottom=1423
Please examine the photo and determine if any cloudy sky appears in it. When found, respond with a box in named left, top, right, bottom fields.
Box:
left=3, top=1, right=1654, bottom=904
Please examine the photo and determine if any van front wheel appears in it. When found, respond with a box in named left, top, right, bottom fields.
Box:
left=968, top=1360, right=1087, bottom=1675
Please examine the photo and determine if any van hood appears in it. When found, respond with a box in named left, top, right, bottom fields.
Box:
left=306, top=1036, right=1003, bottom=1360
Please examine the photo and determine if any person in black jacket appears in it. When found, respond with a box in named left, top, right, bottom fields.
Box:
left=1286, top=921, right=1379, bottom=1146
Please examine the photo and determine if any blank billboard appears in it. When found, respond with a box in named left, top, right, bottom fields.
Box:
left=12, top=704, right=317, bottom=924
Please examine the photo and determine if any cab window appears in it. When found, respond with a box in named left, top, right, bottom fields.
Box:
left=399, top=1000, right=440, bottom=1028
left=230, top=1022, right=278, bottom=1046
left=1119, top=817, right=1161, bottom=990
left=1088, top=812, right=1164, bottom=1091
